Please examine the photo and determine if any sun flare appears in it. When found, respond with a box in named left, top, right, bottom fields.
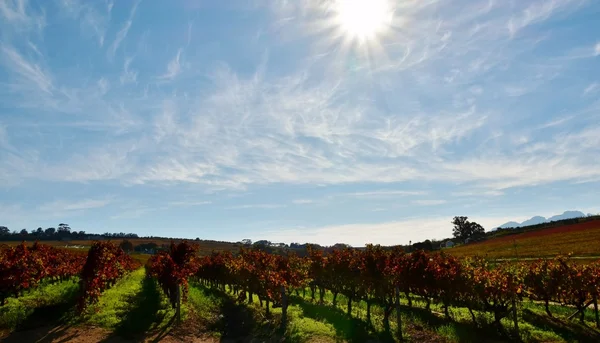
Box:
left=334, top=0, right=393, bottom=41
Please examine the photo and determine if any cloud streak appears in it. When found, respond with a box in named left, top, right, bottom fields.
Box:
left=59, top=0, right=111, bottom=46
left=1, top=44, right=53, bottom=94
left=108, top=0, right=141, bottom=58
left=159, top=48, right=183, bottom=80
left=39, top=198, right=112, bottom=213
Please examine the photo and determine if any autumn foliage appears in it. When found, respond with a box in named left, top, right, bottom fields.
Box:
left=0, top=242, right=86, bottom=305
left=146, top=241, right=199, bottom=309
left=188, top=246, right=600, bottom=332
left=78, top=241, right=140, bottom=311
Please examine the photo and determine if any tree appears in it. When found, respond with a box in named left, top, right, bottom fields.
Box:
left=45, top=227, right=56, bottom=236
left=35, top=227, right=44, bottom=236
left=241, top=239, right=252, bottom=245
left=0, top=226, right=9, bottom=235
left=412, top=239, right=433, bottom=251
left=120, top=240, right=134, bottom=253
left=20, top=228, right=28, bottom=236
left=58, top=223, right=71, bottom=237
left=452, top=216, right=485, bottom=240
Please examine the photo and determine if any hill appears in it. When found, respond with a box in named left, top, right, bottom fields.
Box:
left=449, top=218, right=600, bottom=259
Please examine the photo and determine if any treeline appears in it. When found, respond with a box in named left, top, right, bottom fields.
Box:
left=0, top=223, right=139, bottom=241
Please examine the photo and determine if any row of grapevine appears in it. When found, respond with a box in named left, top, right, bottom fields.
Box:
left=145, top=242, right=199, bottom=321
left=524, top=256, right=600, bottom=323
left=0, top=242, right=86, bottom=305
left=78, top=241, right=140, bottom=311
left=193, top=248, right=308, bottom=331
left=192, top=246, right=600, bottom=336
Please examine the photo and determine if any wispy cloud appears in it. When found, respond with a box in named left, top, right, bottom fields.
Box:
left=583, top=83, right=598, bottom=96
left=595, top=42, right=600, bottom=56
left=120, top=56, right=137, bottom=84
left=38, top=198, right=112, bottom=213
left=0, top=124, right=14, bottom=152
left=0, top=0, right=45, bottom=33
left=227, top=204, right=286, bottom=210
left=292, top=199, right=314, bottom=205
left=168, top=200, right=212, bottom=207
left=1, top=44, right=53, bottom=94
left=108, top=0, right=141, bottom=58
left=507, top=0, right=587, bottom=38
left=159, top=48, right=183, bottom=80
left=537, top=116, right=575, bottom=129
left=341, top=190, right=427, bottom=198
left=412, top=199, right=447, bottom=206
left=59, top=0, right=110, bottom=46
left=452, top=190, right=505, bottom=197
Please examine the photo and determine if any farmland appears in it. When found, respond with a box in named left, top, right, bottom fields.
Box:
left=2, top=240, right=600, bottom=342
left=449, top=220, right=600, bottom=260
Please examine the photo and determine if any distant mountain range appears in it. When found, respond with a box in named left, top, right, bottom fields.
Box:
left=498, top=211, right=595, bottom=229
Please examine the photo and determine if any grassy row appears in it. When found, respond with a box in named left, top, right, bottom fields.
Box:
left=0, top=268, right=178, bottom=340
left=84, top=268, right=179, bottom=337
left=0, top=278, right=79, bottom=332
left=187, top=283, right=600, bottom=342
left=3, top=269, right=599, bottom=342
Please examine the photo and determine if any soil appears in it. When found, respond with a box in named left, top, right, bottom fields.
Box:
left=0, top=324, right=220, bottom=343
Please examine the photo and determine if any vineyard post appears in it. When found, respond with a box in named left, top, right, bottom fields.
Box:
left=594, top=296, right=599, bottom=329
left=512, top=296, right=519, bottom=337
left=511, top=269, right=519, bottom=337
left=176, top=283, right=181, bottom=323
left=280, top=285, right=288, bottom=331
left=395, top=286, right=403, bottom=342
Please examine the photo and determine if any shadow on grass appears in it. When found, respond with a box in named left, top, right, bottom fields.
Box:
left=522, top=309, right=600, bottom=343
left=400, top=305, right=515, bottom=343
left=290, top=296, right=394, bottom=343
left=98, top=277, right=166, bottom=342
left=293, top=295, right=520, bottom=343
left=201, top=287, right=266, bottom=341
left=1, top=283, right=79, bottom=342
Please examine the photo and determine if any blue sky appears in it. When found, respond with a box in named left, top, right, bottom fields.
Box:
left=1, top=0, right=599, bottom=246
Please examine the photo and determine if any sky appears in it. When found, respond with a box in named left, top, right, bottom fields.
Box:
left=0, top=0, right=599, bottom=247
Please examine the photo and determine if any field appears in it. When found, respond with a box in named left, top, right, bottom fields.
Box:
left=3, top=267, right=600, bottom=343
left=448, top=220, right=600, bottom=259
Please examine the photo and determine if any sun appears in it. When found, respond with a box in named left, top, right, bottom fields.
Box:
left=334, top=0, right=393, bottom=41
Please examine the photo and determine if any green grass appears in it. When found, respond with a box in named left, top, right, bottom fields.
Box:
left=187, top=284, right=339, bottom=342
left=242, top=288, right=600, bottom=343
left=0, top=278, right=79, bottom=331
left=3, top=272, right=599, bottom=342
left=394, top=292, right=600, bottom=343
left=84, top=268, right=180, bottom=338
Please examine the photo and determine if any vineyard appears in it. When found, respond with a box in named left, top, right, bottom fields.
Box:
left=143, top=242, right=600, bottom=342
left=1, top=240, right=600, bottom=342
left=449, top=219, right=600, bottom=259
left=0, top=242, right=139, bottom=311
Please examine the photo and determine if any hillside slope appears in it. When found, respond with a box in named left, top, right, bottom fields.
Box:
left=449, top=219, right=600, bottom=259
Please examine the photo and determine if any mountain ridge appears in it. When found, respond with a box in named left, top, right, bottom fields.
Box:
left=498, top=210, right=589, bottom=229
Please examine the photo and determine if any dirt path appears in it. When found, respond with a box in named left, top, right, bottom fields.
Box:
left=1, top=324, right=219, bottom=343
